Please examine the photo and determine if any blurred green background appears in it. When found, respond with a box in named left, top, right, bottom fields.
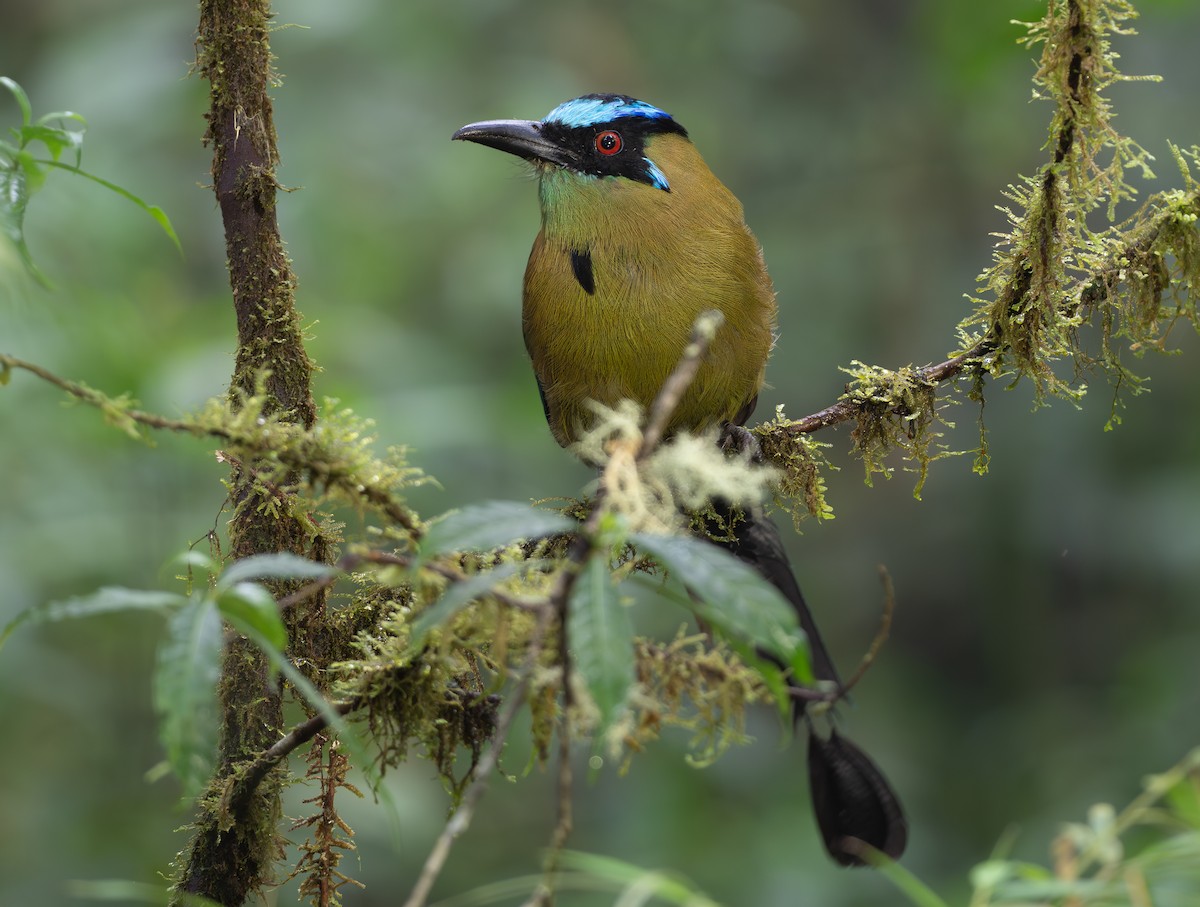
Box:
left=3, top=0, right=1199, bottom=905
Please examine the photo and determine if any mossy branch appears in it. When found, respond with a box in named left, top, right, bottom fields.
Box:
left=175, top=1, right=331, bottom=904
left=758, top=0, right=1200, bottom=514
left=0, top=354, right=423, bottom=538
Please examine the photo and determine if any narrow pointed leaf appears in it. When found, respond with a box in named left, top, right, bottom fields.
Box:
left=217, top=582, right=287, bottom=652
left=35, top=109, right=86, bottom=130
left=66, top=879, right=222, bottom=906
left=569, top=556, right=634, bottom=732
left=216, top=552, right=336, bottom=590
left=558, top=851, right=723, bottom=907
left=869, top=855, right=951, bottom=907
left=421, top=501, right=575, bottom=558
left=0, top=159, right=50, bottom=287
left=153, top=597, right=222, bottom=797
left=38, top=159, right=181, bottom=253
left=629, top=531, right=805, bottom=668
left=1165, top=767, right=1200, bottom=828
left=1, top=77, right=32, bottom=126
left=1, top=586, right=184, bottom=651
left=409, top=560, right=526, bottom=651
left=33, top=112, right=85, bottom=166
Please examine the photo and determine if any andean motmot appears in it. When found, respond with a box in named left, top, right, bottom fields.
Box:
left=453, top=93, right=907, bottom=865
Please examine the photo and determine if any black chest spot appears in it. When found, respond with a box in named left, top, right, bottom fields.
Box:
left=570, top=248, right=595, bottom=295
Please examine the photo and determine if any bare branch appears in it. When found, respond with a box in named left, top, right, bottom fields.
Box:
left=234, top=698, right=362, bottom=804
left=638, top=309, right=724, bottom=460
left=833, top=566, right=896, bottom=702
left=401, top=603, right=557, bottom=907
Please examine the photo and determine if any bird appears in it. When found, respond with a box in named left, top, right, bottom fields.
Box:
left=453, top=93, right=906, bottom=865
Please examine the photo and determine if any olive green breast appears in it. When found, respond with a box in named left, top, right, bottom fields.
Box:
left=522, top=133, right=777, bottom=447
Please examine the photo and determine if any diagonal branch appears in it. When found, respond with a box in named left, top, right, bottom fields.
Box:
left=400, top=602, right=558, bottom=907
left=233, top=698, right=363, bottom=804
left=638, top=309, right=725, bottom=459
left=772, top=185, right=1198, bottom=438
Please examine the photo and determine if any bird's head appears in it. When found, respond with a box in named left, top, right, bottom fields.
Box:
left=452, top=93, right=689, bottom=193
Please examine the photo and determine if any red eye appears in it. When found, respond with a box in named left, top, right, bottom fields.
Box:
left=595, top=130, right=622, bottom=155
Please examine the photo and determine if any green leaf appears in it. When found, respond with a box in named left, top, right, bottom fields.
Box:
left=421, top=501, right=575, bottom=558
left=38, top=159, right=181, bottom=253
left=18, top=124, right=72, bottom=161
left=217, top=582, right=287, bottom=652
left=970, top=859, right=1052, bottom=891
left=66, top=879, right=220, bottom=906
left=153, top=597, right=222, bottom=797
left=35, top=111, right=87, bottom=167
left=0, top=78, right=172, bottom=283
left=558, top=851, right=722, bottom=907
left=216, top=551, right=336, bottom=590
left=1166, top=770, right=1200, bottom=828
left=0, top=586, right=184, bottom=651
left=15, top=147, right=46, bottom=192
left=1, top=77, right=33, bottom=127
left=0, top=156, right=50, bottom=287
left=868, top=848, right=953, bottom=907
left=569, top=556, right=634, bottom=733
left=35, top=109, right=86, bottom=128
left=628, top=531, right=806, bottom=672
left=409, top=560, right=526, bottom=651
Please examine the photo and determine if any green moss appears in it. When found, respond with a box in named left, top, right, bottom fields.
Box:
left=624, top=631, right=770, bottom=769
left=755, top=405, right=835, bottom=526
left=754, top=0, right=1199, bottom=515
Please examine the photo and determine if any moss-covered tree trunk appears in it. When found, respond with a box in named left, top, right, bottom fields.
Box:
left=174, top=1, right=326, bottom=903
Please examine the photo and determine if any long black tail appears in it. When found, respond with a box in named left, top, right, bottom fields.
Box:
left=711, top=504, right=908, bottom=865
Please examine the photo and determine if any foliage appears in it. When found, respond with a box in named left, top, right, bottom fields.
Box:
left=0, top=77, right=178, bottom=287
left=1, top=550, right=325, bottom=797
left=877, top=748, right=1200, bottom=907
left=3, top=0, right=1200, bottom=904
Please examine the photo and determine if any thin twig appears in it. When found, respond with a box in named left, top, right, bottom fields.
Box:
left=235, top=697, right=363, bottom=804
left=510, top=316, right=723, bottom=907
left=776, top=179, right=1195, bottom=437
left=401, top=519, right=603, bottom=907
left=401, top=602, right=558, bottom=907
left=0, top=353, right=224, bottom=436
left=637, top=309, right=724, bottom=460
left=520, top=600, right=576, bottom=907
left=0, top=353, right=423, bottom=537
left=402, top=528, right=603, bottom=907
left=833, top=566, right=896, bottom=702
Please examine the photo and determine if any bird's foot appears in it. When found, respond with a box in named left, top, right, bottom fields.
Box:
left=719, top=422, right=764, bottom=463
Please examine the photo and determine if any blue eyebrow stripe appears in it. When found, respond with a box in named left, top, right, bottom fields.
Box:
left=543, top=96, right=673, bottom=128
left=643, top=157, right=670, bottom=191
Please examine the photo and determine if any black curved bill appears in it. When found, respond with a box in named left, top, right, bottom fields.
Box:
left=452, top=118, right=576, bottom=168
